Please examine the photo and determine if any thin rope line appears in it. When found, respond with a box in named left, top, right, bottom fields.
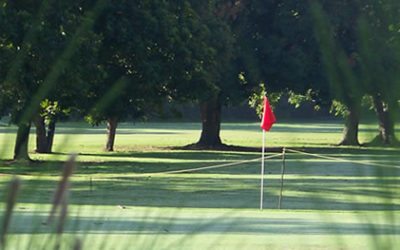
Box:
left=286, top=148, right=400, bottom=170
left=132, top=153, right=284, bottom=176
left=0, top=153, right=284, bottom=178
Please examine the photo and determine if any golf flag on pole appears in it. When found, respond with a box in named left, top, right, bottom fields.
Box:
left=260, top=96, right=276, bottom=131
left=259, top=96, right=275, bottom=210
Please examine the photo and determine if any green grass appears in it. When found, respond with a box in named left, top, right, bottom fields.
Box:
left=1, top=121, right=395, bottom=158
left=1, top=121, right=399, bottom=249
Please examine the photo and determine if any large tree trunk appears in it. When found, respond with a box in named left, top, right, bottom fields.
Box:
left=13, top=122, right=32, bottom=161
left=338, top=103, right=360, bottom=146
left=197, top=96, right=223, bottom=147
left=105, top=117, right=118, bottom=152
left=372, top=95, right=397, bottom=145
left=34, top=116, right=48, bottom=153
left=34, top=116, right=57, bottom=153
left=46, top=119, right=56, bottom=152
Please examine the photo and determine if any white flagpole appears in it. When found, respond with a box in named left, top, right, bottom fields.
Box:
left=260, top=129, right=266, bottom=210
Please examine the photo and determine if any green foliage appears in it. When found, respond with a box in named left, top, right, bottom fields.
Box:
left=164, top=1, right=238, bottom=104
left=288, top=89, right=321, bottom=111
left=82, top=0, right=239, bottom=125
left=312, top=0, right=400, bottom=109
left=39, top=99, right=69, bottom=125
left=361, top=95, right=375, bottom=111
left=2, top=0, right=400, bottom=151
left=248, top=83, right=281, bottom=117
left=0, top=0, right=105, bottom=125
left=330, top=99, right=349, bottom=117
left=288, top=90, right=312, bottom=109
left=236, top=1, right=320, bottom=93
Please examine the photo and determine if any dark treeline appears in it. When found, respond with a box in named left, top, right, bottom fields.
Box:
left=1, top=0, right=399, bottom=160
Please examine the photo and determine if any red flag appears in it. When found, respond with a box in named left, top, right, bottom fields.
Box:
left=260, top=96, right=276, bottom=131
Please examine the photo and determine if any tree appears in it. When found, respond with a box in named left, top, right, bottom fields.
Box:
left=176, top=0, right=242, bottom=148
left=181, top=0, right=335, bottom=148
left=195, top=6, right=236, bottom=147
left=0, top=0, right=105, bottom=160
left=85, top=0, right=186, bottom=152
left=235, top=1, right=326, bottom=129
left=311, top=1, right=367, bottom=146
left=313, top=0, right=400, bottom=145
left=356, top=0, right=400, bottom=145
left=115, top=0, right=240, bottom=149
left=34, top=100, right=63, bottom=153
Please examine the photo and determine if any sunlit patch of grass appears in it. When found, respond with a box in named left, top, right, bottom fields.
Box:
left=1, top=121, right=399, bottom=161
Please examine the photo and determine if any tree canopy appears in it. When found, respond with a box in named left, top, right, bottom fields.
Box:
left=1, top=0, right=400, bottom=160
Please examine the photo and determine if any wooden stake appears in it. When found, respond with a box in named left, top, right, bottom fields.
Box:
left=278, top=148, right=286, bottom=209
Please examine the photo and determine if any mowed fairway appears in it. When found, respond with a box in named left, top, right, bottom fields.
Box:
left=1, top=121, right=400, bottom=249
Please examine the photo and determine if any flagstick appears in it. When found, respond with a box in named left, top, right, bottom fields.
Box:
left=260, top=130, right=266, bottom=210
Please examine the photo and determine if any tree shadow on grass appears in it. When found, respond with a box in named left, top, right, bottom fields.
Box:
left=3, top=174, right=399, bottom=211
left=1, top=147, right=399, bottom=177
left=46, top=145, right=400, bottom=164
left=173, top=143, right=283, bottom=152
left=54, top=144, right=400, bottom=159
left=77, top=150, right=257, bottom=160
left=289, top=146, right=400, bottom=155
left=1, top=146, right=399, bottom=212
left=7, top=212, right=400, bottom=235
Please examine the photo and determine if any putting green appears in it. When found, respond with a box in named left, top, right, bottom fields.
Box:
left=4, top=206, right=400, bottom=250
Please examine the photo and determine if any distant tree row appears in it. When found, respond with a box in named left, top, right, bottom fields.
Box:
left=1, top=0, right=399, bottom=161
